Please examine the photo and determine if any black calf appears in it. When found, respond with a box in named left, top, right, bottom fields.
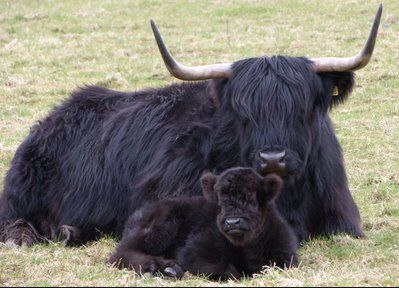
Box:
left=108, top=167, right=298, bottom=280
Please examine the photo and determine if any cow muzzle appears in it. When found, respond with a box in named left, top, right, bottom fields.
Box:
left=257, top=148, right=288, bottom=176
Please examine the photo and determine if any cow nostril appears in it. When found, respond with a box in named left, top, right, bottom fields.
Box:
left=226, top=218, right=241, bottom=226
left=259, top=151, right=286, bottom=164
left=258, top=150, right=287, bottom=175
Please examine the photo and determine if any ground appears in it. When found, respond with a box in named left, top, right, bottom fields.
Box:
left=0, top=0, right=398, bottom=286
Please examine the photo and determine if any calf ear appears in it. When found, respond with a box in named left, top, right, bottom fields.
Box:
left=316, top=72, right=355, bottom=111
left=259, top=174, right=283, bottom=205
left=200, top=172, right=218, bottom=203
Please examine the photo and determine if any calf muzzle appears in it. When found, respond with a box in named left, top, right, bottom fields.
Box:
left=224, top=217, right=249, bottom=235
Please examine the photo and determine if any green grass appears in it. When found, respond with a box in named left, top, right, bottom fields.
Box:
left=1, top=0, right=398, bottom=286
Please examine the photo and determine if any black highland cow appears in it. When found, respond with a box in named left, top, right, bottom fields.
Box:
left=0, top=6, right=382, bottom=245
left=108, top=168, right=298, bottom=280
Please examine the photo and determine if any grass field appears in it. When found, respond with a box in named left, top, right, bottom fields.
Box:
left=1, top=0, right=398, bottom=286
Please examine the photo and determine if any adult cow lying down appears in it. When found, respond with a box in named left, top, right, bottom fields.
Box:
left=0, top=6, right=382, bottom=245
left=108, top=168, right=298, bottom=280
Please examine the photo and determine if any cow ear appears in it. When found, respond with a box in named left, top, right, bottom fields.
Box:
left=200, top=172, right=218, bottom=203
left=316, top=72, right=355, bottom=110
left=258, top=174, right=283, bottom=205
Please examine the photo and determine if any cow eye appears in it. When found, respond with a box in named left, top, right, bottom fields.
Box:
left=245, top=193, right=255, bottom=203
left=245, top=197, right=256, bottom=206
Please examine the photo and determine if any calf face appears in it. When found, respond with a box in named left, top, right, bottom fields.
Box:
left=200, top=167, right=283, bottom=246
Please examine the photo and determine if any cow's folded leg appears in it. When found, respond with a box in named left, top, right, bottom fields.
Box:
left=0, top=215, right=10, bottom=243
left=1, top=219, right=46, bottom=246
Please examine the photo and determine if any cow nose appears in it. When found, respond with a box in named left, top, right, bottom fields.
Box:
left=259, top=150, right=286, bottom=171
left=225, top=218, right=241, bottom=229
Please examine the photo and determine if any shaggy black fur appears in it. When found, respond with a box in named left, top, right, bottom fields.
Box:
left=0, top=55, right=363, bottom=245
left=108, top=168, right=298, bottom=280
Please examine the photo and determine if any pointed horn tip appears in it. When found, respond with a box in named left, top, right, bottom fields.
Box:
left=150, top=19, right=162, bottom=44
left=377, top=3, right=383, bottom=19
left=150, top=19, right=156, bottom=30
left=374, top=4, right=383, bottom=23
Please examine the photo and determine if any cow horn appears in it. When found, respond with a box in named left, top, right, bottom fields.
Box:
left=311, top=4, right=383, bottom=72
left=150, top=19, right=232, bottom=80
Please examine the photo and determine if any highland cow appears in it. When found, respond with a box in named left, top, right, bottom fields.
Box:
left=108, top=168, right=298, bottom=280
left=0, top=6, right=382, bottom=245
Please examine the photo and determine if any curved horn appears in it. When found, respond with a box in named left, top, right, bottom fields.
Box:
left=150, top=20, right=232, bottom=80
left=311, top=4, right=383, bottom=72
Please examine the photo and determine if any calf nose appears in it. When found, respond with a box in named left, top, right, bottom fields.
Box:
left=259, top=150, right=286, bottom=171
left=225, top=218, right=241, bottom=229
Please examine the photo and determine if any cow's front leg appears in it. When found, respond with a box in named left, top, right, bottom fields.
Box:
left=322, top=187, right=364, bottom=238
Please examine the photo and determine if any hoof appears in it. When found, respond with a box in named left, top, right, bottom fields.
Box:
left=163, top=263, right=184, bottom=279
left=59, top=225, right=81, bottom=246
